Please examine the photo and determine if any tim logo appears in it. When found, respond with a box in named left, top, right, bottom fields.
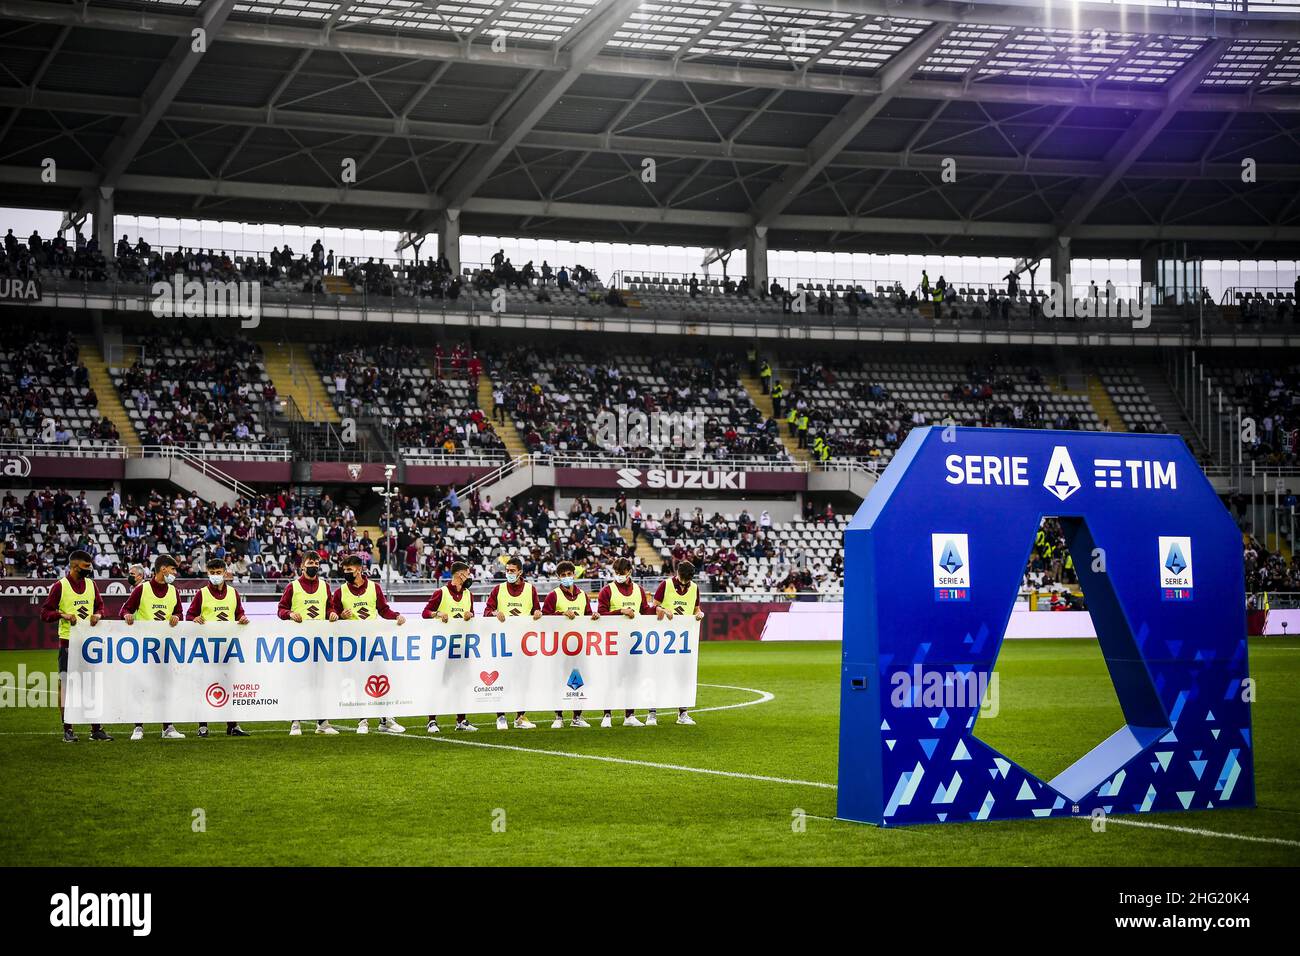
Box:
left=1158, top=536, right=1194, bottom=601
left=205, top=683, right=228, bottom=707
left=364, top=674, right=390, bottom=698
left=931, top=533, right=970, bottom=601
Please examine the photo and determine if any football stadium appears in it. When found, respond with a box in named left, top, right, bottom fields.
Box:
left=0, top=0, right=1298, bottom=907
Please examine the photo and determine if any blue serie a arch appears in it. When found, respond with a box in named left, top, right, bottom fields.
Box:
left=837, top=427, right=1253, bottom=826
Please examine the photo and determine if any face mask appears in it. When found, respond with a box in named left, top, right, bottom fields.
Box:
left=506, top=572, right=519, bottom=584
left=76, top=567, right=93, bottom=579
left=304, top=566, right=319, bottom=578
left=164, top=573, right=177, bottom=585
left=560, top=576, right=574, bottom=589
left=615, top=574, right=629, bottom=585
left=208, top=574, right=224, bottom=587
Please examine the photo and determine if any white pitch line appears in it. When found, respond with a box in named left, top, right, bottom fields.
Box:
left=693, top=682, right=775, bottom=713
left=401, top=732, right=836, bottom=790
left=1093, top=815, right=1300, bottom=847
left=6, top=725, right=1300, bottom=849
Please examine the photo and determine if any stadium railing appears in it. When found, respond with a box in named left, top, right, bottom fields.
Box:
left=0, top=440, right=291, bottom=463
left=532, top=452, right=809, bottom=472
left=22, top=274, right=1278, bottom=344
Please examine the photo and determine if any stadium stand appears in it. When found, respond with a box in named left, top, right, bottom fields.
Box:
left=490, top=348, right=788, bottom=462
left=1097, top=367, right=1169, bottom=433
left=0, top=328, right=118, bottom=447
left=777, top=357, right=1105, bottom=464
left=109, top=330, right=283, bottom=454
left=1209, top=365, right=1300, bottom=466
left=311, top=338, right=507, bottom=461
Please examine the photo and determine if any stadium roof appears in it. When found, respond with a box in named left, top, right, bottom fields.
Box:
left=1, top=0, right=1298, bottom=259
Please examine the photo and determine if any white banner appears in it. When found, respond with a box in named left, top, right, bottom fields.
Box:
left=65, top=617, right=699, bottom=723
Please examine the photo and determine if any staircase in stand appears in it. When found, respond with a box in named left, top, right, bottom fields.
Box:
left=475, top=372, right=529, bottom=458
left=1085, top=375, right=1125, bottom=432
left=1136, top=365, right=1209, bottom=460
left=78, top=335, right=140, bottom=444
left=622, top=527, right=662, bottom=568
left=260, top=340, right=340, bottom=425
left=740, top=371, right=813, bottom=466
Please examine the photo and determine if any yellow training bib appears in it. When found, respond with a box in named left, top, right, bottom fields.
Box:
left=57, top=576, right=96, bottom=640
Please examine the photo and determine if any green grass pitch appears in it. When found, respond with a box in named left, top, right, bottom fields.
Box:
left=1, top=639, right=1297, bottom=866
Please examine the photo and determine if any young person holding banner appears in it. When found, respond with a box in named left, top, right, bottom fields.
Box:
left=596, top=556, right=657, bottom=728
left=485, top=555, right=542, bottom=730
left=276, top=551, right=340, bottom=736
left=328, top=554, right=407, bottom=735
left=40, top=549, right=110, bottom=742
left=651, top=560, right=703, bottom=726
left=542, top=560, right=599, bottom=728
left=421, top=561, right=476, bottom=733
left=188, top=558, right=251, bottom=738
left=121, top=554, right=185, bottom=740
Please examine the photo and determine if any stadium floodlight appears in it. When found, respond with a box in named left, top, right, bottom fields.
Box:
left=372, top=473, right=400, bottom=587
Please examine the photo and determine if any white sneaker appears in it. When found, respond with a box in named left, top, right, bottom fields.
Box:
left=600, top=714, right=612, bottom=728
left=130, top=725, right=144, bottom=741
left=646, top=711, right=658, bottom=727
left=514, top=716, right=536, bottom=729
left=289, top=720, right=302, bottom=737
left=356, top=718, right=370, bottom=734
left=571, top=717, right=591, bottom=728
left=551, top=717, right=564, bottom=729
left=677, top=712, right=696, bottom=725
left=623, top=715, right=644, bottom=727
left=315, top=721, right=339, bottom=736
left=161, top=725, right=185, bottom=739
left=496, top=715, right=508, bottom=731
left=455, top=720, right=478, bottom=732
left=379, top=718, right=406, bottom=734
left=427, top=719, right=440, bottom=735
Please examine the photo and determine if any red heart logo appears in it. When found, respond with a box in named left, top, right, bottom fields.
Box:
left=479, top=670, right=499, bottom=687
left=365, top=674, right=391, bottom=698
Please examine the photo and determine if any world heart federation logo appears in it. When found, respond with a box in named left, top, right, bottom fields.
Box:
left=479, top=670, right=500, bottom=687
left=205, top=683, right=228, bottom=707
left=365, top=674, right=391, bottom=698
